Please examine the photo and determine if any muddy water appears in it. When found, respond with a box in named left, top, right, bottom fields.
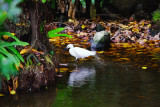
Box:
left=1, top=52, right=160, bottom=107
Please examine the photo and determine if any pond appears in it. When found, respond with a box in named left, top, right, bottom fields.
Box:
left=1, top=50, right=160, bottom=107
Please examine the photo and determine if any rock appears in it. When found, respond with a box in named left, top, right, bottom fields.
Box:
left=94, top=24, right=106, bottom=32
left=91, top=31, right=111, bottom=51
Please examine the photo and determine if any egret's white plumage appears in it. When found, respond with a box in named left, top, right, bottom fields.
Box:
left=66, top=44, right=96, bottom=61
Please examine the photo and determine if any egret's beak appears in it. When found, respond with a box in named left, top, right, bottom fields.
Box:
left=63, top=47, right=68, bottom=52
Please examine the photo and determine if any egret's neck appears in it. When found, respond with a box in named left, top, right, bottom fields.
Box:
left=70, top=46, right=74, bottom=49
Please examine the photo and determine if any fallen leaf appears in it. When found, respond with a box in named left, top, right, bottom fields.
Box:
left=20, top=49, right=29, bottom=54
left=142, top=66, right=147, bottom=69
left=10, top=90, right=16, bottom=95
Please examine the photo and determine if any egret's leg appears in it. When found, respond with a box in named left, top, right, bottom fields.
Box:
left=75, top=58, right=77, bottom=62
left=82, top=58, right=85, bottom=62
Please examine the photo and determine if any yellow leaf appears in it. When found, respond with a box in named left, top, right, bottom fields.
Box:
left=147, top=24, right=151, bottom=28
left=39, top=51, right=44, bottom=54
left=16, top=23, right=21, bottom=26
left=49, top=37, right=60, bottom=42
left=20, top=49, right=29, bottom=54
left=11, top=33, right=15, bottom=35
left=120, top=58, right=130, bottom=60
left=3, top=35, right=9, bottom=40
left=144, top=39, right=147, bottom=42
left=82, top=25, right=86, bottom=29
left=0, top=94, right=4, bottom=96
left=22, top=23, right=25, bottom=26
left=15, top=65, right=19, bottom=70
left=32, top=49, right=38, bottom=53
left=19, top=63, right=24, bottom=68
left=132, top=28, right=139, bottom=33
left=121, top=43, right=132, bottom=48
left=10, top=90, right=16, bottom=95
left=68, top=19, right=74, bottom=23
left=142, top=67, right=147, bottom=69
left=55, top=68, right=58, bottom=72
left=3, top=33, right=15, bottom=40
left=60, top=68, right=69, bottom=71
left=97, top=51, right=104, bottom=53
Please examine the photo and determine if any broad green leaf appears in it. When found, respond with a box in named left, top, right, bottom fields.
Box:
left=48, top=28, right=72, bottom=38
left=0, top=56, right=18, bottom=80
left=0, top=41, right=29, bottom=48
left=0, top=48, right=20, bottom=66
left=48, top=34, right=72, bottom=38
left=48, top=28, right=66, bottom=34
left=7, top=46, right=25, bottom=63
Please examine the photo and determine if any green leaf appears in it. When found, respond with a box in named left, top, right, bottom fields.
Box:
left=100, top=0, right=104, bottom=7
left=7, top=0, right=23, bottom=22
left=48, top=33, right=72, bottom=38
left=0, top=32, right=20, bottom=41
left=42, top=0, right=46, bottom=3
left=72, top=0, right=75, bottom=3
left=48, top=28, right=72, bottom=38
left=48, top=28, right=66, bottom=34
left=0, top=48, right=20, bottom=66
left=7, top=46, right=25, bottom=63
left=0, top=41, right=29, bottom=48
left=0, top=56, right=18, bottom=80
left=91, top=0, right=95, bottom=5
left=51, top=0, right=56, bottom=9
left=0, top=11, right=7, bottom=26
left=80, top=0, right=86, bottom=8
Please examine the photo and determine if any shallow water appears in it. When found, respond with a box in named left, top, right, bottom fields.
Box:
left=1, top=52, right=160, bottom=107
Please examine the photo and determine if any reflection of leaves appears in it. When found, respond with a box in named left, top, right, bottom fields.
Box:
left=53, top=86, right=72, bottom=107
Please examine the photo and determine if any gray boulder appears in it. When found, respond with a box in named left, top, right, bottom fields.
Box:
left=91, top=31, right=111, bottom=51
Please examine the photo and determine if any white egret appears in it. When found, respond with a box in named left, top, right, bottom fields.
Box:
left=65, top=44, right=96, bottom=61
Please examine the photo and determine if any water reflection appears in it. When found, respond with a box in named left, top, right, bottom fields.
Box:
left=54, top=58, right=160, bottom=107
left=68, top=64, right=95, bottom=87
left=0, top=86, right=56, bottom=107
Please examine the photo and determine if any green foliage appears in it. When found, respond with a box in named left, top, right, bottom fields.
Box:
left=72, top=0, right=95, bottom=8
left=71, top=0, right=113, bottom=8
left=42, top=0, right=46, bottom=3
left=0, top=32, right=29, bottom=80
left=100, top=0, right=114, bottom=7
left=91, top=0, right=95, bottom=5
left=47, top=28, right=72, bottom=38
left=0, top=0, right=23, bottom=25
left=79, top=0, right=86, bottom=8
left=152, top=10, right=160, bottom=22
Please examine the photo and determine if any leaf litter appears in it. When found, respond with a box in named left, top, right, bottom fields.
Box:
left=44, top=17, right=160, bottom=71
